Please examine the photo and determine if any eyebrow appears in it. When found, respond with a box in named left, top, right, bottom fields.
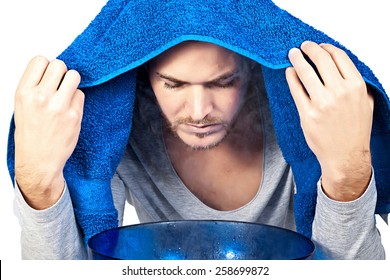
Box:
left=155, top=69, right=240, bottom=85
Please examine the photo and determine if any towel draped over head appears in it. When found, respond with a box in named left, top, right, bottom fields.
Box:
left=7, top=0, right=390, bottom=243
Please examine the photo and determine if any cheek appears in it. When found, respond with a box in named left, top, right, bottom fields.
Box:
left=151, top=85, right=184, bottom=120
left=216, top=88, right=244, bottom=117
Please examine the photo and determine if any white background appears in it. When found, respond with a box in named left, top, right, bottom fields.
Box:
left=0, top=0, right=389, bottom=261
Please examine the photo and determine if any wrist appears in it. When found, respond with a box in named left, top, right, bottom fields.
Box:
left=321, top=164, right=372, bottom=202
left=15, top=169, right=65, bottom=210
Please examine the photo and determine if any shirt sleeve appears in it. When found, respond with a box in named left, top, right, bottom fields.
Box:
left=13, top=181, right=87, bottom=259
left=311, top=170, right=386, bottom=259
left=13, top=172, right=128, bottom=260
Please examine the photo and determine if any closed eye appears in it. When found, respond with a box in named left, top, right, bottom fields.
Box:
left=163, top=82, right=185, bottom=89
left=156, top=70, right=240, bottom=90
left=205, top=77, right=238, bottom=89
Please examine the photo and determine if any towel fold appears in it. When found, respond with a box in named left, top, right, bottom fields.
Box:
left=7, top=0, right=390, bottom=243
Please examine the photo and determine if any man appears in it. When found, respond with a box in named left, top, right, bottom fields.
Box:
left=8, top=0, right=390, bottom=259
left=12, top=40, right=384, bottom=259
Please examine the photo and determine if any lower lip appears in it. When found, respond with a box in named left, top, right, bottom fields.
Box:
left=181, top=124, right=225, bottom=135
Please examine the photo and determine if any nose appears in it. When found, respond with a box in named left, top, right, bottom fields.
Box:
left=187, top=86, right=213, bottom=121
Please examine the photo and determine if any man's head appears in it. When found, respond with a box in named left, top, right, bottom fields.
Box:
left=148, top=41, right=255, bottom=150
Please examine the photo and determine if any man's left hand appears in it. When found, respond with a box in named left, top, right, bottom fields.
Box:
left=286, top=41, right=374, bottom=201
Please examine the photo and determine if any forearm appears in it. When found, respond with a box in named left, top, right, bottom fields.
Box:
left=312, top=171, right=385, bottom=259
left=14, top=181, right=87, bottom=259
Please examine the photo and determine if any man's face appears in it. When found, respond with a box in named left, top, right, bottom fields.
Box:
left=149, top=42, right=246, bottom=150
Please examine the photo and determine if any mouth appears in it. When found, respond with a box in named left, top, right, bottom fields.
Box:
left=187, top=123, right=219, bottom=128
left=182, top=123, right=225, bottom=135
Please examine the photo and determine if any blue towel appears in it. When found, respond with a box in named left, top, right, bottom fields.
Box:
left=7, top=0, right=390, bottom=243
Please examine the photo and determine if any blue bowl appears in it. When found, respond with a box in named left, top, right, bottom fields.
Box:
left=88, top=220, right=315, bottom=260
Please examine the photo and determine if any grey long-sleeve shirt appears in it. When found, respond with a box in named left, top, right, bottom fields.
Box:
left=13, top=82, right=385, bottom=260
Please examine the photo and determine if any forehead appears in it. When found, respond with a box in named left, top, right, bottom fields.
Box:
left=150, top=41, right=237, bottom=71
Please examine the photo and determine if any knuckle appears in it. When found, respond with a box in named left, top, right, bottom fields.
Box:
left=317, top=100, right=333, bottom=113
left=313, top=50, right=331, bottom=62
left=66, top=69, right=81, bottom=84
left=304, top=108, right=319, bottom=122
left=305, top=70, right=319, bottom=82
left=50, top=59, right=68, bottom=72
left=67, top=69, right=81, bottom=78
left=350, top=79, right=366, bottom=92
left=334, top=85, right=349, bottom=98
left=300, top=108, right=319, bottom=124
left=72, top=89, right=85, bottom=105
left=316, top=103, right=327, bottom=113
left=15, top=87, right=27, bottom=101
left=329, top=47, right=346, bottom=58
left=68, top=108, right=83, bottom=123
left=29, top=55, right=49, bottom=66
left=15, top=86, right=38, bottom=104
left=313, top=95, right=335, bottom=113
left=34, top=93, right=49, bottom=107
left=74, top=89, right=85, bottom=104
left=335, top=79, right=365, bottom=98
left=304, top=44, right=331, bottom=62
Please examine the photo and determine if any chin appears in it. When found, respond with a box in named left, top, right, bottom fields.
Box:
left=179, top=131, right=227, bottom=150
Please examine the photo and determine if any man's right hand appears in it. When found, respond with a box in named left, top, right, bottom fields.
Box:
left=14, top=56, right=85, bottom=210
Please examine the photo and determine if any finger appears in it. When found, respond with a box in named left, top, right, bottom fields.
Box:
left=288, top=47, right=324, bottom=99
left=70, top=89, right=85, bottom=119
left=319, top=43, right=363, bottom=80
left=285, top=66, right=310, bottom=113
left=300, top=41, right=343, bottom=86
left=17, top=56, right=49, bottom=89
left=367, top=87, right=375, bottom=112
left=56, top=69, right=81, bottom=105
left=39, top=59, right=68, bottom=94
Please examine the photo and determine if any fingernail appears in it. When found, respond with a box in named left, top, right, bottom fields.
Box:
left=301, top=41, right=312, bottom=48
left=289, top=47, right=299, bottom=53
left=285, top=66, right=294, bottom=73
left=288, top=47, right=300, bottom=57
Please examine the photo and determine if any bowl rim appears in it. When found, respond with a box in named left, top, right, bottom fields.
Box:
left=87, top=219, right=316, bottom=260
